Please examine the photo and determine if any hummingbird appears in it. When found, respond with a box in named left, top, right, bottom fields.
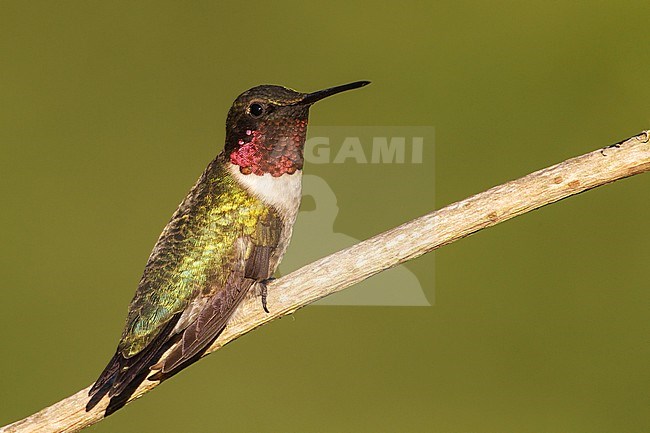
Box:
left=87, top=80, right=370, bottom=409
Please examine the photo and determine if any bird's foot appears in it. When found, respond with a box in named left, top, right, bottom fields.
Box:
left=257, top=277, right=275, bottom=313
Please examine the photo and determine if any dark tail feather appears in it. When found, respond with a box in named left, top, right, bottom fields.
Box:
left=86, top=350, right=124, bottom=411
left=88, top=351, right=121, bottom=396
left=107, top=325, right=177, bottom=398
left=86, top=315, right=181, bottom=411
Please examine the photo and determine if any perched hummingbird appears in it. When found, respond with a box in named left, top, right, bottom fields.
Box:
left=87, top=80, right=370, bottom=408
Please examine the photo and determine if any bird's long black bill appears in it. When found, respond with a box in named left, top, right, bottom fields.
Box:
left=298, top=80, right=371, bottom=105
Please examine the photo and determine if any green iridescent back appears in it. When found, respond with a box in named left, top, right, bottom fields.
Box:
left=118, top=156, right=277, bottom=357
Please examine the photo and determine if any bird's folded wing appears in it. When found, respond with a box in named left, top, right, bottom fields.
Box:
left=159, top=241, right=274, bottom=373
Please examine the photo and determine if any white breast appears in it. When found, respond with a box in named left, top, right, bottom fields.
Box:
left=228, top=164, right=302, bottom=222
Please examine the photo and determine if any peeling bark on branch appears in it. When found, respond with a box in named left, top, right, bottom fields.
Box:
left=2, top=131, right=649, bottom=433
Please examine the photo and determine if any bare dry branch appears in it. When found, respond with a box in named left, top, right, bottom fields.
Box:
left=2, top=130, right=649, bottom=433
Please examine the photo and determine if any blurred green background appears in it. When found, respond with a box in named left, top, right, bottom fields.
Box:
left=1, top=1, right=649, bottom=432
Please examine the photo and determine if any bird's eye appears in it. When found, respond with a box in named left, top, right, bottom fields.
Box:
left=248, top=103, right=264, bottom=118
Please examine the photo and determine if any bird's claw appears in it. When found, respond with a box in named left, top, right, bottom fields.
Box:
left=258, top=277, right=276, bottom=313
